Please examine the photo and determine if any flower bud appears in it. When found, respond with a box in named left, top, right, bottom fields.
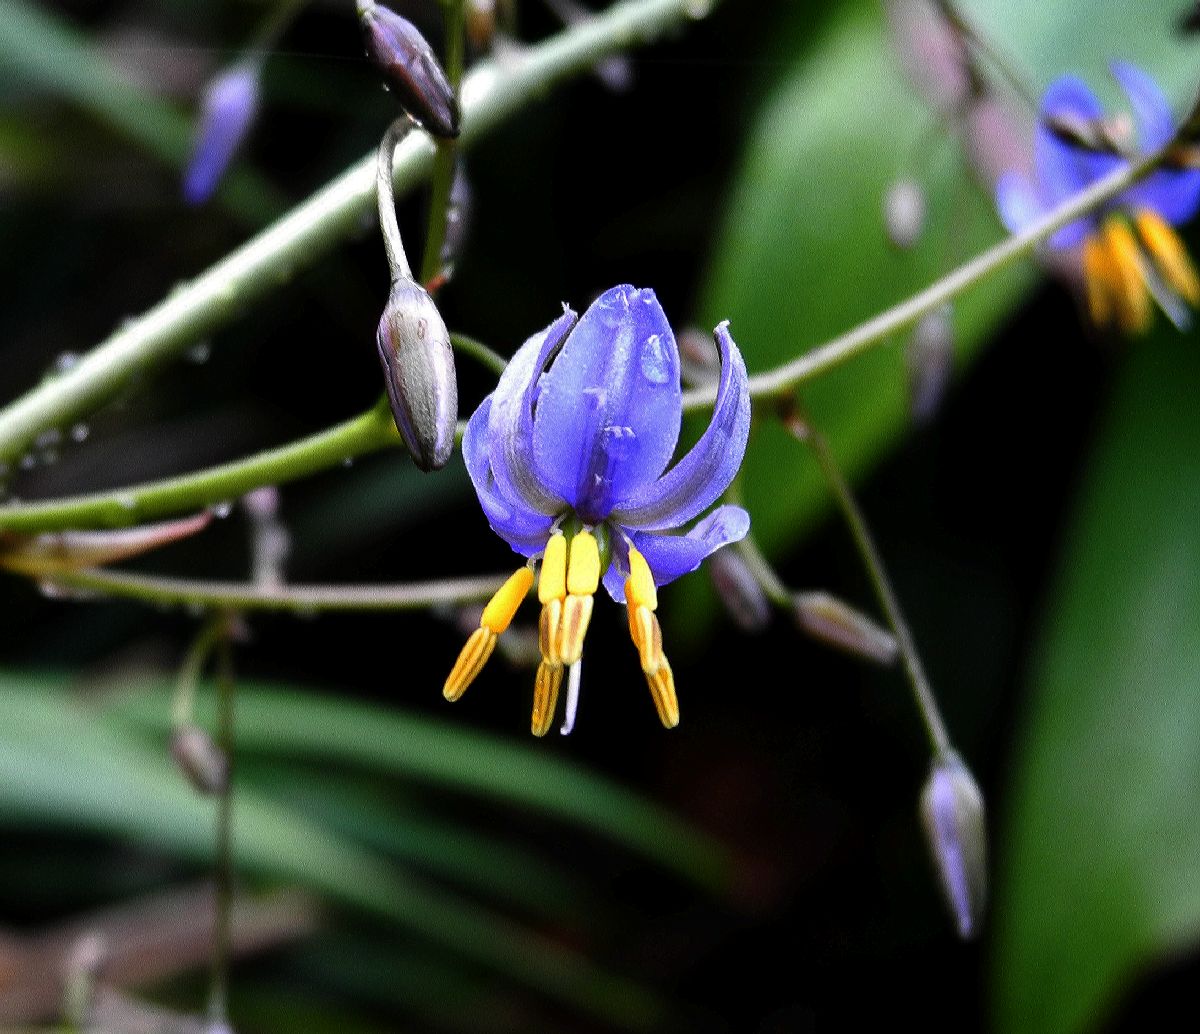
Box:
left=376, top=277, right=458, bottom=471
left=792, top=590, right=898, bottom=665
left=883, top=178, right=926, bottom=250
left=358, top=0, right=460, bottom=139
left=171, top=725, right=229, bottom=795
left=906, top=304, right=954, bottom=423
left=439, top=162, right=473, bottom=277
left=920, top=752, right=988, bottom=940
left=466, top=0, right=497, bottom=50
left=708, top=547, right=771, bottom=632
left=183, top=60, right=260, bottom=205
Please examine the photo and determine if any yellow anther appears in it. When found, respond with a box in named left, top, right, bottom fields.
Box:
left=1136, top=208, right=1200, bottom=305
left=624, top=592, right=678, bottom=728
left=627, top=603, right=661, bottom=672
left=481, top=567, right=534, bottom=634
left=1082, top=234, right=1114, bottom=327
left=532, top=661, right=563, bottom=737
left=538, top=533, right=567, bottom=603
left=1102, top=218, right=1152, bottom=334
left=566, top=530, right=601, bottom=596
left=538, top=596, right=563, bottom=664
left=557, top=593, right=594, bottom=665
left=443, top=627, right=497, bottom=701
left=647, top=663, right=680, bottom=729
left=626, top=546, right=657, bottom=611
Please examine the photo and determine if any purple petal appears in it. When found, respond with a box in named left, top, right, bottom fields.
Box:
left=995, top=171, right=1045, bottom=234
left=602, top=505, right=751, bottom=602
left=1125, top=167, right=1200, bottom=225
left=531, top=285, right=682, bottom=523
left=1111, top=61, right=1175, bottom=152
left=488, top=309, right=576, bottom=516
left=184, top=62, right=260, bottom=205
left=611, top=321, right=750, bottom=531
left=463, top=397, right=554, bottom=555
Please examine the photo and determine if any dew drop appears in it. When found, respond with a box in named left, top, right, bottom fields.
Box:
left=18, top=453, right=36, bottom=471
left=212, top=501, right=233, bottom=519
left=116, top=493, right=137, bottom=511
left=50, top=352, right=80, bottom=378
left=186, top=340, right=212, bottom=364
left=639, top=333, right=671, bottom=384
left=341, top=456, right=355, bottom=467
left=70, top=423, right=90, bottom=444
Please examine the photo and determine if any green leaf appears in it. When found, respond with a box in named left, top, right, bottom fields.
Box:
left=0, top=676, right=667, bottom=1028
left=992, top=334, right=1200, bottom=1034
left=109, top=679, right=732, bottom=892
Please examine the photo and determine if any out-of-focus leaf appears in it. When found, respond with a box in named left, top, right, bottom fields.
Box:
left=110, top=679, right=731, bottom=892
left=0, top=676, right=666, bottom=1029
left=992, top=335, right=1200, bottom=1034
left=685, top=0, right=1192, bottom=631
left=0, top=0, right=278, bottom=220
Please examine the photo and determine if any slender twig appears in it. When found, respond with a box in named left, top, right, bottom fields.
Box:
left=786, top=409, right=952, bottom=756
left=0, top=0, right=710, bottom=466
left=172, top=615, right=227, bottom=728
left=43, top=567, right=511, bottom=612
left=450, top=332, right=509, bottom=376
left=207, top=629, right=236, bottom=1027
left=377, top=118, right=415, bottom=282
left=420, top=0, right=467, bottom=284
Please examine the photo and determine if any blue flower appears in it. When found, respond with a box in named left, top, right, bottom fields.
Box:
left=996, top=62, right=1200, bottom=333
left=444, top=285, right=752, bottom=735
left=183, top=61, right=261, bottom=206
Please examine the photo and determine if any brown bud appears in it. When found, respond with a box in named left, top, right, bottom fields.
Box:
left=883, top=178, right=926, bottom=250
left=708, top=548, right=771, bottom=632
left=792, top=591, right=898, bottom=665
left=376, top=278, right=458, bottom=471
left=170, top=725, right=229, bottom=795
left=906, top=304, right=954, bottom=423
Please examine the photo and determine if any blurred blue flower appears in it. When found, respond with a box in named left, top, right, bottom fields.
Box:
left=183, top=61, right=260, bottom=205
left=996, top=63, right=1200, bottom=333
left=445, top=284, right=752, bottom=735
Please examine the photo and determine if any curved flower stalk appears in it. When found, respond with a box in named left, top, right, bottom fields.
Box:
left=444, top=285, right=752, bottom=735
left=996, top=62, right=1200, bottom=333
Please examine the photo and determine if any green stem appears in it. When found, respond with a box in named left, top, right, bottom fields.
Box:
left=790, top=412, right=952, bottom=756
left=377, top=118, right=415, bottom=282
left=207, top=630, right=236, bottom=1026
left=0, top=0, right=708, bottom=466
left=450, top=332, right=509, bottom=376
left=420, top=0, right=467, bottom=284
left=172, top=615, right=227, bottom=728
left=46, top=567, right=510, bottom=612
left=681, top=147, right=1165, bottom=411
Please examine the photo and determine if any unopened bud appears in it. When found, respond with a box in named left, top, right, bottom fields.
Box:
left=466, top=0, right=496, bottom=49
left=708, top=548, right=771, bottom=632
left=171, top=725, right=229, bottom=795
left=920, top=752, right=988, bottom=940
left=183, top=60, right=260, bottom=205
left=376, top=278, right=458, bottom=471
left=792, top=591, right=898, bottom=665
left=906, top=304, right=954, bottom=423
left=358, top=0, right=460, bottom=139
left=883, top=178, right=926, bottom=249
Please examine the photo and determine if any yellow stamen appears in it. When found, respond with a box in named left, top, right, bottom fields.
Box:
left=444, top=627, right=498, bottom=701
left=538, top=596, right=563, bottom=664
left=1135, top=208, right=1200, bottom=305
left=557, top=593, right=594, bottom=665
left=532, top=661, right=563, bottom=737
left=444, top=567, right=534, bottom=700
left=1102, top=218, right=1153, bottom=334
left=623, top=548, right=678, bottom=728
left=538, top=532, right=567, bottom=603
left=566, top=531, right=600, bottom=595
left=1082, top=234, right=1114, bottom=327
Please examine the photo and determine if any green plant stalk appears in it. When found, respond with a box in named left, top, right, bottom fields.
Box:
left=420, top=0, right=467, bottom=284
left=207, top=632, right=236, bottom=1026
left=172, top=616, right=227, bottom=728
left=0, top=0, right=710, bottom=467
left=0, top=146, right=1168, bottom=536
left=47, top=568, right=511, bottom=612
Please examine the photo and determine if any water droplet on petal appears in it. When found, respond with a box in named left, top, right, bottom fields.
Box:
left=640, top=333, right=671, bottom=384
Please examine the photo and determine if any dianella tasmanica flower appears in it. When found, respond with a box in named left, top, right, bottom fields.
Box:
left=183, top=60, right=261, bottom=205
left=445, top=285, right=752, bottom=735
left=996, top=63, right=1200, bottom=333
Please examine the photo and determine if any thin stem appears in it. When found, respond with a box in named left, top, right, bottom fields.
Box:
left=933, top=0, right=1040, bottom=113
left=46, top=567, right=510, bottom=612
left=251, top=0, right=309, bottom=54
left=377, top=118, right=415, bottom=282
left=172, top=615, right=227, bottom=728
left=787, top=410, right=952, bottom=756
left=681, top=146, right=1165, bottom=411
left=724, top=475, right=789, bottom=605
left=420, top=0, right=467, bottom=284
left=0, top=0, right=707, bottom=466
left=451, top=331, right=509, bottom=376
left=207, top=628, right=236, bottom=1026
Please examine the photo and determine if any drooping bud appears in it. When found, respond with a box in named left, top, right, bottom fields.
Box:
left=920, top=752, right=988, bottom=940
left=358, top=0, right=460, bottom=139
left=905, top=304, right=954, bottom=423
left=708, top=547, right=771, bottom=632
left=792, top=590, right=898, bottom=666
left=183, top=60, right=261, bottom=205
left=466, top=0, right=497, bottom=50
left=170, top=725, right=229, bottom=795
left=376, top=278, right=457, bottom=471
left=883, top=178, right=927, bottom=249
